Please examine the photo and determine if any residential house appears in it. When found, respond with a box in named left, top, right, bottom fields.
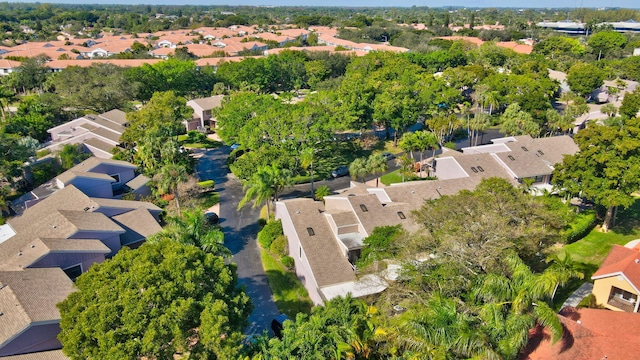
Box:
left=591, top=243, right=640, bottom=312
left=12, top=157, right=151, bottom=215
left=186, top=95, right=224, bottom=131
left=276, top=135, right=578, bottom=304
left=0, top=182, right=162, bottom=356
left=46, top=109, right=128, bottom=158
left=521, top=307, right=640, bottom=359
left=0, top=59, right=22, bottom=76
left=0, top=268, right=75, bottom=357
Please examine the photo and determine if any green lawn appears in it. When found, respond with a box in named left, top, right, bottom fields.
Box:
left=551, top=201, right=640, bottom=309
left=259, top=248, right=313, bottom=317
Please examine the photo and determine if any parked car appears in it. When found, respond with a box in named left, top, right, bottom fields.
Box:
left=204, top=211, right=219, bottom=225
left=271, top=313, right=290, bottom=339
left=382, top=152, right=395, bottom=161
left=331, top=165, right=349, bottom=178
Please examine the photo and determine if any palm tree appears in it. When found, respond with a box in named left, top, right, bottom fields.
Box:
left=155, top=163, right=188, bottom=216
left=473, top=253, right=577, bottom=358
left=414, top=131, right=438, bottom=178
left=367, top=154, right=388, bottom=188
left=349, top=157, right=369, bottom=184
left=469, top=113, right=491, bottom=146
left=56, top=144, right=89, bottom=170
left=314, top=185, right=331, bottom=202
left=559, top=91, right=576, bottom=107
left=485, top=91, right=500, bottom=115
left=153, top=210, right=230, bottom=257
left=395, top=155, right=413, bottom=182
left=545, top=252, right=584, bottom=302
left=398, top=132, right=419, bottom=160
left=601, top=103, right=617, bottom=117
left=300, top=147, right=316, bottom=197
left=238, top=164, right=291, bottom=221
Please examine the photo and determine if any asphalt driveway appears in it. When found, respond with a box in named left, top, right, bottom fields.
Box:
left=195, top=147, right=280, bottom=336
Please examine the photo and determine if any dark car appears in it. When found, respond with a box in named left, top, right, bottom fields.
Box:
left=331, top=165, right=349, bottom=178
left=271, top=313, right=290, bottom=339
left=204, top=211, right=219, bottom=225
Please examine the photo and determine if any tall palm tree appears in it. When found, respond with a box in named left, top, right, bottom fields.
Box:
left=395, top=155, right=413, bottom=182
left=473, top=253, right=575, bottom=358
left=155, top=163, right=188, bottom=215
left=151, top=210, right=230, bottom=257
left=414, top=131, right=438, bottom=177
left=300, top=147, right=316, bottom=197
left=485, top=91, right=500, bottom=115
left=367, top=154, right=388, bottom=188
left=399, top=132, right=419, bottom=160
left=238, top=164, right=291, bottom=221
left=470, top=113, right=491, bottom=146
left=349, top=157, right=369, bottom=184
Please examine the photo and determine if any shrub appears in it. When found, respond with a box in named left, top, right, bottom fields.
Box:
left=564, top=210, right=597, bottom=243
left=258, top=219, right=283, bottom=249
left=281, top=255, right=294, bottom=270
left=270, top=235, right=287, bottom=257
left=198, top=180, right=215, bottom=188
left=36, top=149, right=51, bottom=159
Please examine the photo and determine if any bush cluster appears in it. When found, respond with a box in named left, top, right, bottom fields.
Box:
left=258, top=219, right=283, bottom=249
left=564, top=210, right=597, bottom=243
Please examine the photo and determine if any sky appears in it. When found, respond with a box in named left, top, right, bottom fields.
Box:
left=8, top=0, right=639, bottom=9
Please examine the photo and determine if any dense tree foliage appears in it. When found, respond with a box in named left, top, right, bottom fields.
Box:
left=553, top=118, right=640, bottom=232
left=58, top=240, right=252, bottom=359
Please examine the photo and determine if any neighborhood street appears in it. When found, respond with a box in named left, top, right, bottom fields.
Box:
left=195, top=147, right=280, bottom=336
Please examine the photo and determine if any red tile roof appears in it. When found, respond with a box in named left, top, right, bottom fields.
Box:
left=592, top=244, right=640, bottom=292
left=521, top=307, right=640, bottom=360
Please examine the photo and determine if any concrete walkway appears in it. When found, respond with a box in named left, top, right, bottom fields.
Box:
left=561, top=282, right=594, bottom=310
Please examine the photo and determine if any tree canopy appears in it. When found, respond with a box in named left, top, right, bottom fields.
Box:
left=57, top=240, right=252, bottom=359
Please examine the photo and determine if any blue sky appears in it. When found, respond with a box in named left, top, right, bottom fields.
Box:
left=8, top=0, right=637, bottom=8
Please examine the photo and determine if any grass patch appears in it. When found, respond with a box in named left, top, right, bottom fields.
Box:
left=380, top=170, right=404, bottom=186
left=551, top=201, right=640, bottom=310
left=260, top=247, right=313, bottom=317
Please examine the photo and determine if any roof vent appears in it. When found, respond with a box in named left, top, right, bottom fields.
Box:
left=295, top=211, right=300, bottom=214
left=30, top=244, right=35, bottom=248
left=18, top=251, right=22, bottom=256
left=636, top=259, right=639, bottom=264
left=84, top=207, right=90, bottom=211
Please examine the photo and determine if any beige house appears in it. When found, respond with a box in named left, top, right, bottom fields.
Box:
left=185, top=95, right=224, bottom=131
left=592, top=244, right=640, bottom=312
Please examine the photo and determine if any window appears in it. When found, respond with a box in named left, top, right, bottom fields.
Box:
left=397, top=211, right=406, bottom=219
left=110, top=174, right=121, bottom=183
left=359, top=204, right=368, bottom=212
left=508, top=155, right=515, bottom=161
left=608, top=286, right=638, bottom=312
left=521, top=146, right=529, bottom=152
left=306, top=227, right=315, bottom=236
left=533, top=175, right=544, bottom=183
left=63, top=264, right=82, bottom=281
left=299, top=247, right=302, bottom=258
left=477, top=166, right=484, bottom=172
left=470, top=167, right=478, bottom=173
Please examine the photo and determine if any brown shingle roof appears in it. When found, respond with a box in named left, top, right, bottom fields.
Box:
left=0, top=349, right=68, bottom=359
left=62, top=157, right=137, bottom=175
left=0, top=237, right=109, bottom=271
left=111, top=207, right=162, bottom=246
left=0, top=268, right=74, bottom=347
left=188, top=95, right=224, bottom=111
left=56, top=169, right=115, bottom=185
left=83, top=137, right=117, bottom=154
left=91, top=197, right=161, bottom=213
left=99, top=109, right=128, bottom=126
left=280, top=199, right=356, bottom=287
left=58, top=210, right=125, bottom=233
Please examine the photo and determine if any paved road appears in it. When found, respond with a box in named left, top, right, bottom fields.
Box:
left=195, top=147, right=279, bottom=336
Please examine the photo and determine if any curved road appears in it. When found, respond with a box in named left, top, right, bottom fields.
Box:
left=195, top=147, right=279, bottom=336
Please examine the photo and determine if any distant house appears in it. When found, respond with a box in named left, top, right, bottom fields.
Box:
left=46, top=109, right=128, bottom=159
left=185, top=95, right=224, bottom=131
left=591, top=244, right=640, bottom=312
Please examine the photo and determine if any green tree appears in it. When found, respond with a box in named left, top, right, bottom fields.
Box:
left=349, top=157, right=369, bottom=183
left=150, top=209, right=229, bottom=257
left=239, top=164, right=291, bottom=221
left=588, top=30, right=627, bottom=60
left=500, top=103, right=540, bottom=137
left=154, top=163, right=188, bottom=215
left=566, top=62, right=605, bottom=97
left=57, top=240, right=252, bottom=360
left=367, top=153, right=388, bottom=188
left=314, top=185, right=331, bottom=202
left=553, top=119, right=640, bottom=232
left=56, top=144, right=89, bottom=170
left=300, top=147, right=316, bottom=197
left=619, top=89, right=640, bottom=119
left=51, top=63, right=137, bottom=113
left=601, top=103, right=617, bottom=117
left=9, top=55, right=49, bottom=94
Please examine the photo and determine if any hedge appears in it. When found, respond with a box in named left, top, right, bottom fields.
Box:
left=564, top=210, right=597, bottom=243
left=258, top=219, right=283, bottom=249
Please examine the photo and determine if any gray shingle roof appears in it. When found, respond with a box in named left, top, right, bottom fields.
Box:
left=91, top=197, right=161, bottom=213
left=0, top=268, right=74, bottom=347
left=99, top=109, right=128, bottom=126
left=83, top=137, right=117, bottom=154
left=0, top=349, right=68, bottom=359
left=111, top=207, right=162, bottom=246
left=280, top=199, right=356, bottom=287
left=188, top=95, right=224, bottom=111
